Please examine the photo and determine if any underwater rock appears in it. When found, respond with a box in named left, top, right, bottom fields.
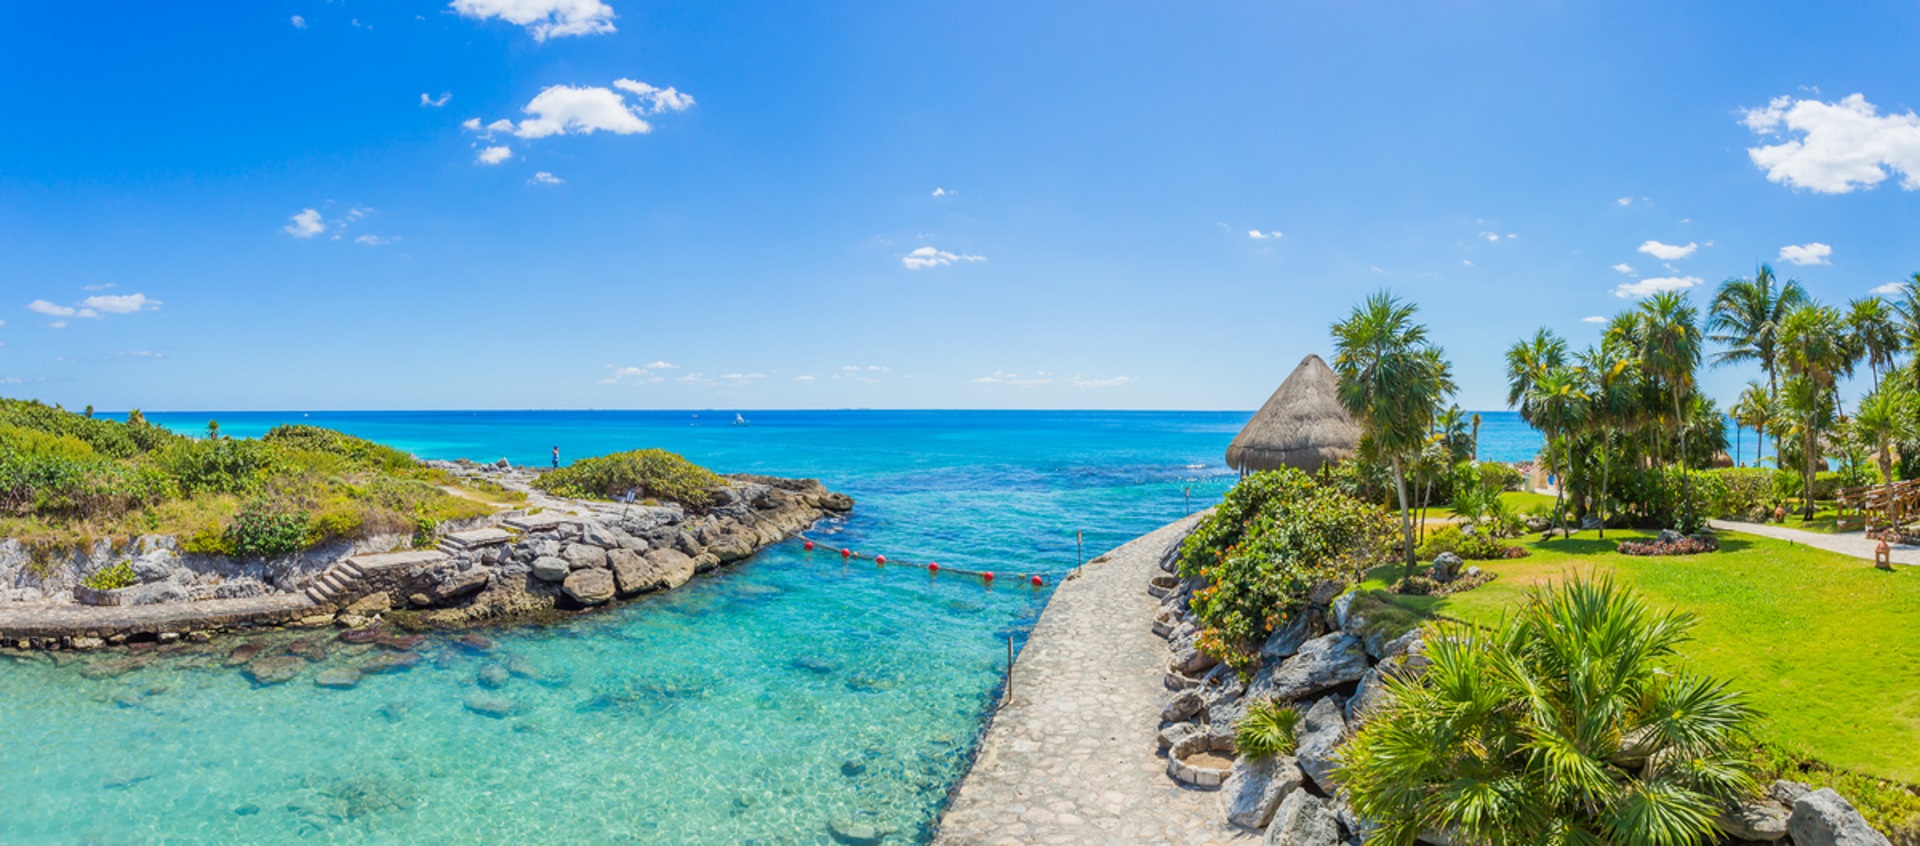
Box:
left=225, top=643, right=263, bottom=666
left=463, top=694, right=520, bottom=718
left=359, top=653, right=420, bottom=675
left=477, top=664, right=510, bottom=689
left=244, top=655, right=304, bottom=685
left=791, top=656, right=836, bottom=675
left=315, top=667, right=363, bottom=689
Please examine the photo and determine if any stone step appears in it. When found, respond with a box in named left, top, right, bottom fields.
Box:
left=443, top=527, right=512, bottom=548
left=338, top=560, right=365, bottom=578
left=323, top=573, right=349, bottom=593
left=304, top=587, right=330, bottom=604
left=346, top=549, right=449, bottom=575
left=503, top=512, right=579, bottom=533
left=307, top=582, right=336, bottom=600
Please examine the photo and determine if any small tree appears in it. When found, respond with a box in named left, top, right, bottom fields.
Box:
left=1340, top=576, right=1757, bottom=846
left=1526, top=365, right=1588, bottom=539
left=1852, top=385, right=1920, bottom=531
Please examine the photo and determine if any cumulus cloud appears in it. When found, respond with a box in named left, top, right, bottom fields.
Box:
left=793, top=375, right=814, bottom=382
left=931, top=187, right=952, bottom=197
left=1582, top=316, right=1608, bottom=324
left=1612, top=263, right=1635, bottom=275
left=1870, top=281, right=1905, bottom=295
left=612, top=79, right=695, bottom=113
left=291, top=15, right=307, bottom=28
left=1478, top=231, right=1501, bottom=242
left=901, top=246, right=985, bottom=270
left=476, top=145, right=512, bottom=165
left=1248, top=230, right=1283, bottom=239
left=1617, top=197, right=1633, bottom=206
left=81, top=293, right=159, bottom=314
left=1613, top=276, right=1703, bottom=298
left=450, top=0, right=615, bottom=40
left=1637, top=240, right=1697, bottom=261
left=645, top=361, right=677, bottom=370
left=283, top=208, right=326, bottom=238
left=1778, top=242, right=1832, bottom=265
left=354, top=235, right=397, bottom=246
left=467, top=81, right=695, bottom=145
left=1742, top=93, right=1920, bottom=193
left=28, top=300, right=86, bottom=318
left=529, top=171, right=564, bottom=185
left=421, top=92, right=451, bottom=108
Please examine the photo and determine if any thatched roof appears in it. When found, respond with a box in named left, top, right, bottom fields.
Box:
left=1225, top=354, right=1362, bottom=475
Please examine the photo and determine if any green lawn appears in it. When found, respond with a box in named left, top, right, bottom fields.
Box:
left=1410, top=490, right=1560, bottom=521
left=1358, top=528, right=1920, bottom=783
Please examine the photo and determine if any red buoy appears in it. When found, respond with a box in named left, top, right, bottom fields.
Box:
left=1030, top=575, right=1043, bottom=586
left=983, top=571, right=995, bottom=582
left=875, top=555, right=887, bottom=565
left=804, top=541, right=814, bottom=551
left=928, top=562, right=939, bottom=573
left=840, top=548, right=852, bottom=558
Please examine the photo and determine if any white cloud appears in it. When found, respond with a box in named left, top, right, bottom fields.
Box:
left=81, top=283, right=116, bottom=291
left=27, top=300, right=78, bottom=317
left=794, top=375, right=814, bottom=382
left=1478, top=231, right=1500, bottom=242
left=931, top=187, right=952, bottom=197
left=1637, top=240, right=1697, bottom=261
left=354, top=235, right=397, bottom=246
left=1611, top=263, right=1636, bottom=275
left=1742, top=94, right=1920, bottom=193
left=1617, top=197, right=1632, bottom=206
left=973, top=370, right=1053, bottom=386
left=283, top=208, right=326, bottom=238
left=421, top=92, right=451, bottom=108
left=1613, top=275, right=1703, bottom=298
left=901, top=246, right=985, bottom=270
left=1462, top=260, right=1473, bottom=267
left=476, top=145, right=512, bottom=165
left=80, top=293, right=159, bottom=314
left=529, top=171, right=563, bottom=185
left=450, top=0, right=615, bottom=40
left=47, top=321, right=67, bottom=329
left=515, top=85, right=651, bottom=138
left=1070, top=375, right=1132, bottom=388
left=834, top=365, right=889, bottom=383
left=461, top=118, right=482, bottom=131
left=612, top=79, right=695, bottom=113
left=291, top=15, right=307, bottom=28
left=119, top=350, right=163, bottom=359
left=1247, top=230, right=1282, bottom=239
left=1870, top=281, right=1905, bottom=295
left=720, top=373, right=766, bottom=381
left=1778, top=242, right=1832, bottom=265
left=1581, top=316, right=1608, bottom=324
left=645, top=361, right=677, bottom=370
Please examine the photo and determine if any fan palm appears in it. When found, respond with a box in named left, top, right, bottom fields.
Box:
left=1852, top=386, right=1919, bottom=531
left=1340, top=575, right=1757, bottom=846
left=1527, top=365, right=1589, bottom=539
left=1707, top=265, right=1807, bottom=396
left=1578, top=338, right=1639, bottom=538
left=1638, top=292, right=1704, bottom=528
left=1506, top=328, right=1568, bottom=420
left=1331, top=291, right=1456, bottom=577
left=1778, top=376, right=1837, bottom=520
left=1779, top=303, right=1852, bottom=518
left=1847, top=296, right=1901, bottom=391
left=1895, top=274, right=1920, bottom=384
left=1731, top=381, right=1772, bottom=468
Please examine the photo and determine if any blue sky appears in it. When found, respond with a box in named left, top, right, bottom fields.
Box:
left=3, top=1, right=1919, bottom=411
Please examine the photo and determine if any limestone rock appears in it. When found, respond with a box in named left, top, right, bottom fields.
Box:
left=707, top=533, right=755, bottom=563
left=344, top=592, right=392, bottom=614
left=1330, top=593, right=1355, bottom=630
left=1261, top=611, right=1322, bottom=663
left=1344, top=667, right=1390, bottom=728
left=1158, top=721, right=1202, bottom=751
left=463, top=694, right=520, bottom=719
left=1295, top=696, right=1348, bottom=791
left=1265, top=788, right=1341, bottom=846
left=561, top=569, right=616, bottom=605
left=606, top=548, right=652, bottom=595
left=244, top=656, right=304, bottom=685
left=1225, top=755, right=1305, bottom=830
left=1788, top=789, right=1891, bottom=846
left=562, top=543, right=608, bottom=570
left=646, top=548, right=698, bottom=589
left=314, top=667, right=362, bottom=689
left=429, top=570, right=488, bottom=601
left=1771, top=780, right=1813, bottom=805
left=1718, top=796, right=1790, bottom=842
left=531, top=556, right=570, bottom=583
left=1171, top=642, right=1219, bottom=676
left=477, top=664, right=510, bottom=689
left=1248, top=633, right=1369, bottom=702
left=1162, top=689, right=1206, bottom=723
left=1431, top=551, right=1463, bottom=582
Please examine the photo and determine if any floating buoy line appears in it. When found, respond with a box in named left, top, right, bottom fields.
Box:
left=799, top=538, right=1055, bottom=587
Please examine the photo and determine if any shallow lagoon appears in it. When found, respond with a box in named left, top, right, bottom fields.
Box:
left=1, top=411, right=1249, bottom=844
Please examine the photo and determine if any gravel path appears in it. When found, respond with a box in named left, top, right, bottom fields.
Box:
left=934, top=513, right=1253, bottom=846
left=1710, top=519, right=1920, bottom=566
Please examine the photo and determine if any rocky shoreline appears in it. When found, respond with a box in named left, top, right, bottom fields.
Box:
left=0, top=460, right=850, bottom=650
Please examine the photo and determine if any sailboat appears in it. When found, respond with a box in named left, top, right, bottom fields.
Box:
left=733, top=413, right=749, bottom=427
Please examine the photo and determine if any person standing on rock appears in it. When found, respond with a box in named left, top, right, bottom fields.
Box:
left=552, top=446, right=560, bottom=469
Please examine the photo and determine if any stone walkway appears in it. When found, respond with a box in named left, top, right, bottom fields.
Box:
left=1710, top=519, right=1920, bottom=566
left=934, top=514, right=1254, bottom=846
left=0, top=592, right=318, bottom=640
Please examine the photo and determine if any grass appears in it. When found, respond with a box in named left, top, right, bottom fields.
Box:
left=1357, top=527, right=1920, bottom=785
left=1410, top=490, right=1560, bottom=522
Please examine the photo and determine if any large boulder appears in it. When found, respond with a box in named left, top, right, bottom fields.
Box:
left=645, top=548, right=698, bottom=589
left=1161, top=689, right=1206, bottom=723
left=1430, top=551, right=1463, bottom=582
left=606, top=549, right=655, bottom=596
left=1294, top=696, right=1348, bottom=791
left=428, top=569, right=488, bottom=601
left=1788, top=789, right=1891, bottom=846
left=562, top=569, right=616, bottom=605
left=707, top=533, right=755, bottom=563
left=531, top=556, right=570, bottom=582
left=1718, top=796, right=1791, bottom=842
left=1261, top=611, right=1323, bottom=663
left=562, top=543, right=608, bottom=570
left=1248, top=633, right=1369, bottom=702
left=1171, top=642, right=1219, bottom=677
left=1344, top=667, right=1391, bottom=728
left=1264, top=788, right=1341, bottom=846
left=1225, top=755, right=1305, bottom=830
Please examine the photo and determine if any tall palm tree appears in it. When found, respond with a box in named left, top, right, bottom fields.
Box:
left=1505, top=328, right=1568, bottom=420
left=1708, top=265, right=1807, bottom=396
left=1894, top=273, right=1920, bottom=384
left=1434, top=404, right=1474, bottom=463
left=1579, top=337, right=1639, bottom=538
left=1852, top=385, right=1920, bottom=531
left=1527, top=365, right=1589, bottom=539
left=1847, top=296, right=1902, bottom=391
left=1778, top=376, right=1837, bottom=520
left=1779, top=303, right=1852, bottom=519
left=1638, top=292, right=1704, bottom=528
left=1331, top=291, right=1456, bottom=577
left=1732, top=380, right=1772, bottom=467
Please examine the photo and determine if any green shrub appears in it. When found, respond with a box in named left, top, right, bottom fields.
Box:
left=532, top=448, right=723, bottom=507
left=81, top=562, right=137, bottom=590
left=1341, top=576, right=1757, bottom=846
left=0, top=454, right=175, bottom=518
left=1476, top=461, right=1522, bottom=492
left=156, top=438, right=282, bottom=497
left=0, top=424, right=99, bottom=460
left=225, top=501, right=311, bottom=558
left=1235, top=699, right=1301, bottom=760
left=1179, top=468, right=1394, bottom=662
left=1415, top=524, right=1527, bottom=561
left=262, top=425, right=415, bottom=472
left=1704, top=467, right=1775, bottom=518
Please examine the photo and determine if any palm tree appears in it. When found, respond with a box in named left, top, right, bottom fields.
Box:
left=1638, top=292, right=1704, bottom=528
left=1851, top=385, right=1919, bottom=531
left=1527, top=365, right=1589, bottom=539
left=1578, top=337, right=1639, bottom=538
left=1779, top=303, right=1853, bottom=518
left=1778, top=376, right=1837, bottom=520
left=1847, top=296, right=1902, bottom=391
left=1732, top=380, right=1772, bottom=467
left=1340, top=576, right=1757, bottom=846
left=1331, top=291, right=1456, bottom=577
left=1894, top=273, right=1920, bottom=384
left=1434, top=404, right=1474, bottom=463
left=1505, top=328, right=1568, bottom=420
left=1708, top=265, right=1807, bottom=396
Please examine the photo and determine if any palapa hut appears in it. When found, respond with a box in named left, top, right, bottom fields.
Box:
left=1225, top=354, right=1362, bottom=476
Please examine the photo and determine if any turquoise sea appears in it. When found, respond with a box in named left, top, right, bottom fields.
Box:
left=0, top=409, right=1560, bottom=844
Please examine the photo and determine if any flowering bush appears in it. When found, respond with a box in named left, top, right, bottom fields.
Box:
left=1617, top=535, right=1718, bottom=556
left=1415, top=525, right=1529, bottom=561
